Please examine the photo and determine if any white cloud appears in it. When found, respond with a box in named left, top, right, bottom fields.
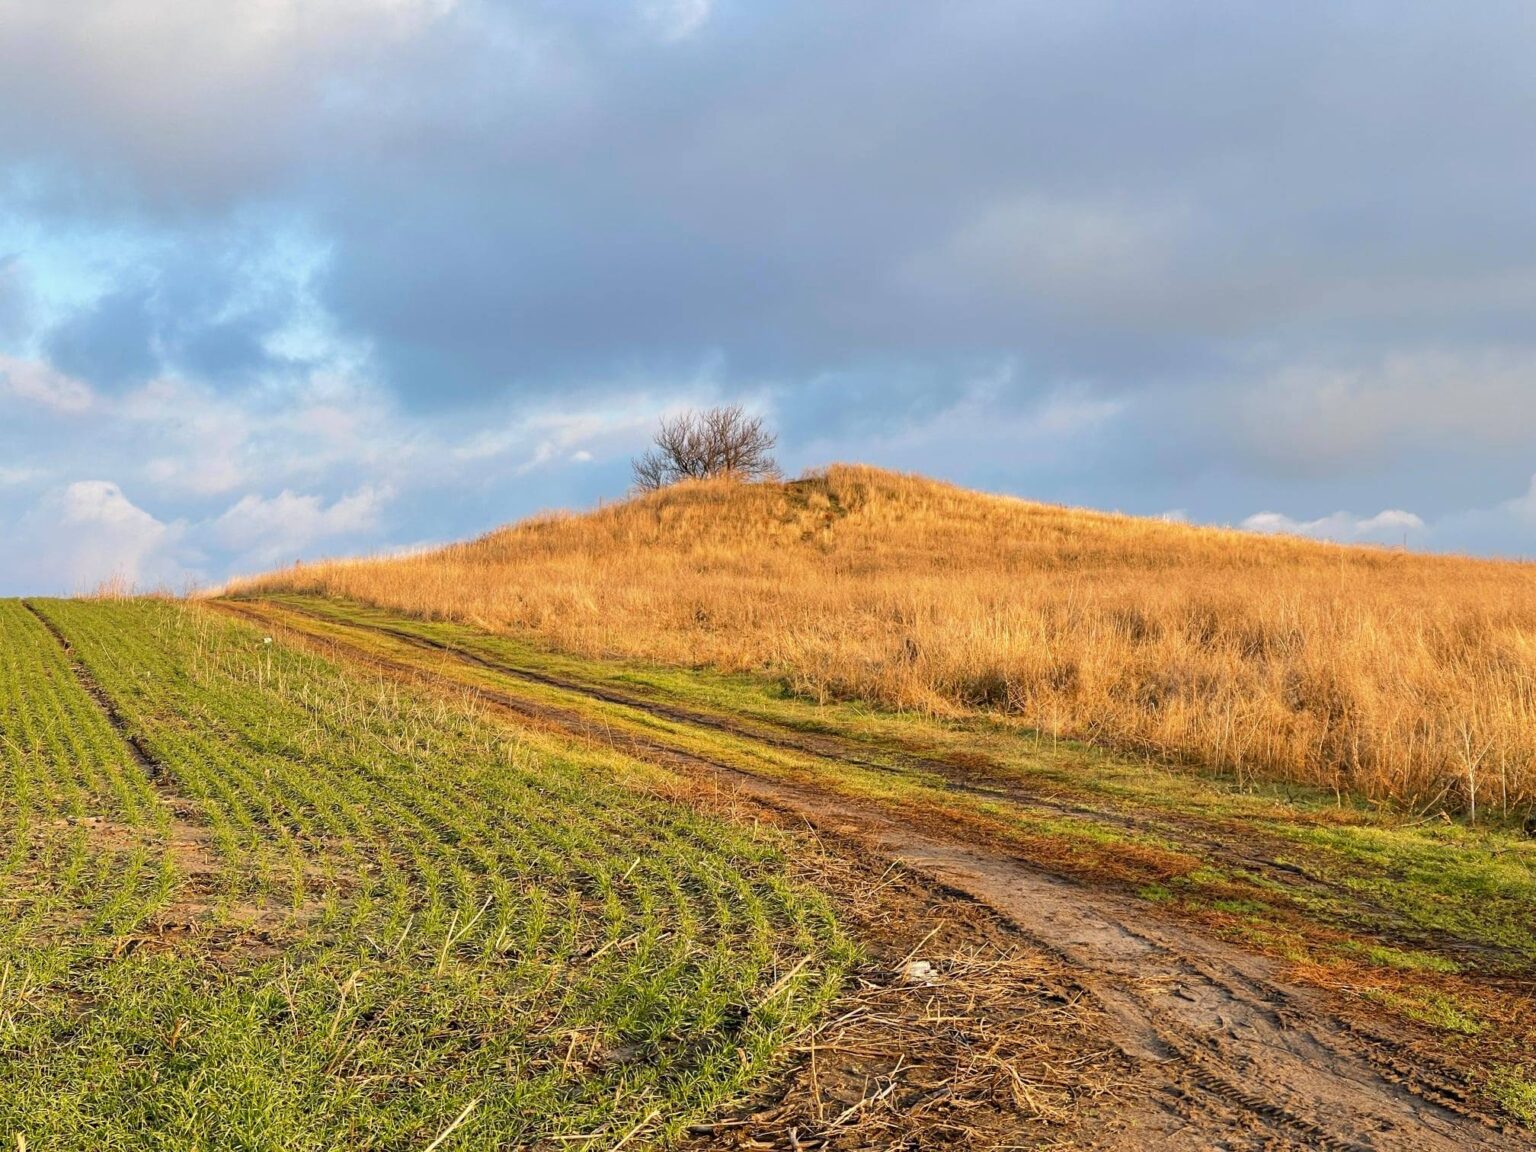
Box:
left=1030, top=388, right=1127, bottom=437
left=143, top=453, right=246, bottom=498
left=13, top=481, right=193, bottom=593
left=212, top=484, right=392, bottom=565
left=1503, top=476, right=1536, bottom=529
left=801, top=369, right=1125, bottom=470
left=59, top=480, right=161, bottom=531
left=0, top=0, right=455, bottom=90
left=0, top=253, right=24, bottom=339
left=0, top=350, right=717, bottom=592
left=123, top=380, right=255, bottom=497
left=1434, top=474, right=1536, bottom=556
left=0, top=355, right=94, bottom=413
left=0, top=0, right=462, bottom=206
left=1241, top=507, right=1426, bottom=544
left=0, top=465, right=44, bottom=487
left=107, top=372, right=411, bottom=498
left=641, top=0, right=712, bottom=42
left=453, top=395, right=673, bottom=473
left=1236, top=475, right=1536, bottom=557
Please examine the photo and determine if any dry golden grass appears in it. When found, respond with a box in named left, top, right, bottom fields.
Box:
left=231, top=465, right=1536, bottom=816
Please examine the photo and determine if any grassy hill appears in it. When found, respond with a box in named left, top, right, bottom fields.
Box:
left=233, top=465, right=1536, bottom=816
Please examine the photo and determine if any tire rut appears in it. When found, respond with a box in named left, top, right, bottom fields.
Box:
left=24, top=601, right=225, bottom=921
left=214, top=599, right=1529, bottom=1150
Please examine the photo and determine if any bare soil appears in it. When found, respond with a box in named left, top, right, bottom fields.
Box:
left=681, top=784, right=1138, bottom=1149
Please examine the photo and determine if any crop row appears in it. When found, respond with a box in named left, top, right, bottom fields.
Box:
left=0, top=599, right=174, bottom=950
left=2, top=599, right=848, bottom=1150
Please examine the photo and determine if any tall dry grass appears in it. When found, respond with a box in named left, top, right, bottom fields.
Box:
left=232, top=465, right=1536, bottom=816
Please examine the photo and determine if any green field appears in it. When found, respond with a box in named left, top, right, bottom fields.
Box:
left=7, top=594, right=1536, bottom=1146
left=0, top=599, right=849, bottom=1149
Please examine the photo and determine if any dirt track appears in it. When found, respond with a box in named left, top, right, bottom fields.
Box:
left=716, top=773, right=1513, bottom=1151
left=215, top=599, right=1531, bottom=1150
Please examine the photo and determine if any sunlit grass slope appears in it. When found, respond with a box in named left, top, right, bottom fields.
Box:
left=234, top=465, right=1536, bottom=815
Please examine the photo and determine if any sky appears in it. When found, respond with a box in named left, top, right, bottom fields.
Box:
left=3, top=1, right=1536, bottom=593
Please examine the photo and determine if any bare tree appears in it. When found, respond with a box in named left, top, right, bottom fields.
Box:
left=632, top=405, right=779, bottom=490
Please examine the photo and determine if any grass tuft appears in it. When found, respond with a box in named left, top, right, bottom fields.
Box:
left=1489, top=1068, right=1536, bottom=1126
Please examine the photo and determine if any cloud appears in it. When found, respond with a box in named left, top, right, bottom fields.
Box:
left=10, top=481, right=191, bottom=593
left=913, top=194, right=1184, bottom=312
left=1242, top=507, right=1426, bottom=545
left=285, top=3, right=1536, bottom=425
left=0, top=355, right=94, bottom=412
left=212, top=485, right=392, bottom=566
left=44, top=285, right=159, bottom=389
left=1231, top=350, right=1536, bottom=472
left=786, top=372, right=1128, bottom=494
left=118, top=377, right=266, bottom=498
left=0, top=465, right=45, bottom=487
left=452, top=393, right=682, bottom=474
left=0, top=253, right=26, bottom=339
left=1502, top=477, right=1536, bottom=530
left=0, top=0, right=461, bottom=208
left=1240, top=475, right=1536, bottom=558
left=641, top=0, right=713, bottom=42
left=1434, top=475, right=1536, bottom=555
left=27, top=220, right=337, bottom=395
